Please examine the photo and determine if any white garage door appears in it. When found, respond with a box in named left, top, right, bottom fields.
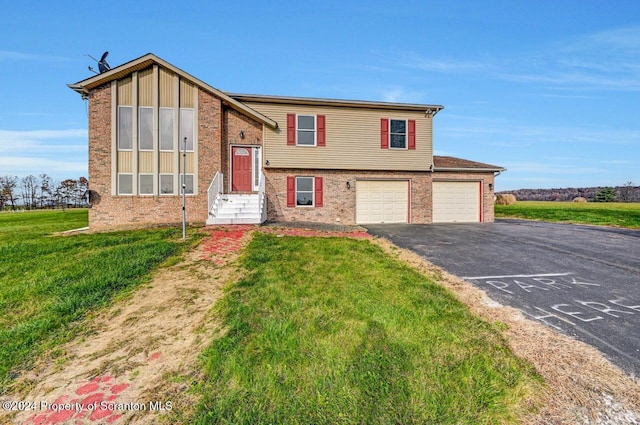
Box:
left=432, top=181, right=481, bottom=223
left=356, top=180, right=409, bottom=224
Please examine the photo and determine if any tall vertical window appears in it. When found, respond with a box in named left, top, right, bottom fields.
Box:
left=159, top=108, right=174, bottom=151
left=179, top=109, right=194, bottom=151
left=139, top=107, right=153, bottom=150
left=118, top=106, right=133, bottom=150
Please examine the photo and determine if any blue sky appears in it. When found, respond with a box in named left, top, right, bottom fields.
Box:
left=1, top=0, right=638, bottom=191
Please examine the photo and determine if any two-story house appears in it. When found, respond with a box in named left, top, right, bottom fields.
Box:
left=68, top=53, right=504, bottom=230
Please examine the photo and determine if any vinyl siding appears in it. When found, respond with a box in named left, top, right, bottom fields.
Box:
left=117, top=77, right=132, bottom=106
left=117, top=151, right=132, bottom=173
left=160, top=152, right=174, bottom=173
left=138, top=68, right=153, bottom=107
left=244, top=102, right=433, bottom=171
left=138, top=151, right=153, bottom=173
left=160, top=68, right=175, bottom=108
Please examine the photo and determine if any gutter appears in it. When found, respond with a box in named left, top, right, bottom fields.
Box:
left=433, top=167, right=506, bottom=173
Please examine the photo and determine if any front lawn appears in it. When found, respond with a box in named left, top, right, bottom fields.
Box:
left=495, top=201, right=640, bottom=229
left=195, top=234, right=541, bottom=424
left=0, top=210, right=197, bottom=389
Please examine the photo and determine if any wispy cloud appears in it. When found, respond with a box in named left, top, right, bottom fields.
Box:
left=0, top=129, right=87, bottom=153
left=396, top=53, right=488, bottom=73
left=0, top=129, right=87, bottom=179
left=0, top=50, right=72, bottom=62
left=500, top=26, right=640, bottom=92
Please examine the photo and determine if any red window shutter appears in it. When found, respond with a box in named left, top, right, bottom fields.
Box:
left=408, top=120, right=416, bottom=150
left=314, top=177, right=323, bottom=207
left=380, top=118, right=389, bottom=149
left=287, top=114, right=296, bottom=146
left=287, top=176, right=295, bottom=207
left=317, top=115, right=326, bottom=146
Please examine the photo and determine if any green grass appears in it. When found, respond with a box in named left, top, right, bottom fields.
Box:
left=195, top=234, right=541, bottom=424
left=0, top=209, right=199, bottom=390
left=496, top=201, right=640, bottom=229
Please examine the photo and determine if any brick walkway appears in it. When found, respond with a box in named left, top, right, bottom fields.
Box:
left=200, top=224, right=371, bottom=265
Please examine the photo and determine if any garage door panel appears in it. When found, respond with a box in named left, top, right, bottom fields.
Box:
left=356, top=180, right=408, bottom=224
left=433, top=181, right=480, bottom=223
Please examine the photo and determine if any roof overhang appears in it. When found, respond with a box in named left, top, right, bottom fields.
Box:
left=230, top=93, right=444, bottom=116
left=68, top=53, right=278, bottom=129
left=432, top=156, right=506, bottom=173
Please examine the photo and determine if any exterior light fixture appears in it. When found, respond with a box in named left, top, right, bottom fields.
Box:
left=346, top=181, right=351, bottom=189
left=240, top=131, right=245, bottom=139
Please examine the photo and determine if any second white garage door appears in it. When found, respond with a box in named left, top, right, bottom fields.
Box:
left=432, top=181, right=481, bottom=223
left=356, top=180, right=408, bottom=224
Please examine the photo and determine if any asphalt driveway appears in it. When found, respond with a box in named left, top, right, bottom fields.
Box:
left=365, top=219, right=640, bottom=377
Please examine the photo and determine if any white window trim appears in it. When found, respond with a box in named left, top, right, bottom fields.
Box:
left=117, top=106, right=133, bottom=151
left=159, top=107, right=175, bottom=152
left=159, top=173, right=175, bottom=195
left=389, top=118, right=408, bottom=150
left=138, top=107, right=154, bottom=151
left=296, top=114, right=317, bottom=147
left=180, top=173, right=196, bottom=196
left=117, top=173, right=133, bottom=195
left=138, top=173, right=154, bottom=196
left=295, top=176, right=315, bottom=207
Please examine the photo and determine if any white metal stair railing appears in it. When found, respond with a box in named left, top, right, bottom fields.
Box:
left=207, top=172, right=224, bottom=218
left=258, top=171, right=267, bottom=223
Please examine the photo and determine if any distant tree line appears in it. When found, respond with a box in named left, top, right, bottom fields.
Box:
left=0, top=174, right=89, bottom=211
left=498, top=182, right=640, bottom=202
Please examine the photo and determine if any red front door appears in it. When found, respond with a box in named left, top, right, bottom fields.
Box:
left=232, top=147, right=252, bottom=191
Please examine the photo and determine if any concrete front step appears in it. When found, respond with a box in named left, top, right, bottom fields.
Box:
left=206, top=216, right=262, bottom=225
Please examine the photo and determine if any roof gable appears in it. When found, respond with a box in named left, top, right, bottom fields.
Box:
left=68, top=53, right=277, bottom=129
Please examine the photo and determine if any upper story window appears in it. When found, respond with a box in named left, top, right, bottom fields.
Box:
left=297, top=115, right=316, bottom=146
left=117, top=106, right=133, bottom=150
left=381, top=118, right=416, bottom=150
left=287, top=113, right=326, bottom=147
left=389, top=119, right=407, bottom=149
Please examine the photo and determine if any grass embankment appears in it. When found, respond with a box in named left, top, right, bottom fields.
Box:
left=195, top=234, right=541, bottom=424
left=0, top=210, right=197, bottom=389
left=496, top=201, right=640, bottom=229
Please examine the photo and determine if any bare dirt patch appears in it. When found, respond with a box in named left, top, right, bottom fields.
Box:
left=373, top=237, right=640, bottom=425
left=4, top=228, right=254, bottom=425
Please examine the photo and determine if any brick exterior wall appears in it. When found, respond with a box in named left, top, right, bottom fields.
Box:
left=264, top=169, right=433, bottom=224
left=265, top=169, right=496, bottom=224
left=87, top=87, right=223, bottom=230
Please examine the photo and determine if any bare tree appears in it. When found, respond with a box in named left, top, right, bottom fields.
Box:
left=0, top=175, right=20, bottom=210
left=617, top=181, right=636, bottom=203
left=21, top=175, right=38, bottom=210
left=38, top=173, right=54, bottom=208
